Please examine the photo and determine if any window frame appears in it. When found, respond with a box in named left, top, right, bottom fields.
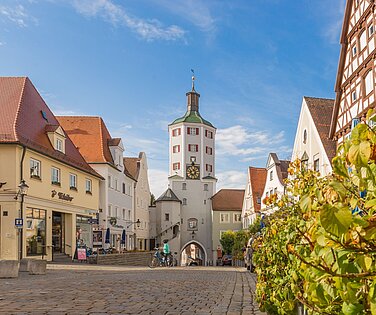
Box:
left=30, top=158, right=41, bottom=179
left=56, top=138, right=63, bottom=152
left=85, top=178, right=92, bottom=194
left=220, top=212, right=230, bottom=223
left=69, top=173, right=77, bottom=190
left=233, top=213, right=241, bottom=223
left=173, top=162, right=180, bottom=170
left=51, top=167, right=61, bottom=185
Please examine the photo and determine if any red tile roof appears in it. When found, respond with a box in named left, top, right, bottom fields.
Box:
left=304, top=97, right=337, bottom=163
left=248, top=167, right=267, bottom=212
left=123, top=156, right=141, bottom=181
left=0, top=77, right=102, bottom=178
left=211, top=189, right=245, bottom=211
left=269, top=153, right=290, bottom=186
left=57, top=116, right=114, bottom=164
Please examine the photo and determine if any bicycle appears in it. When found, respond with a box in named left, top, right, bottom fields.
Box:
left=149, top=248, right=169, bottom=268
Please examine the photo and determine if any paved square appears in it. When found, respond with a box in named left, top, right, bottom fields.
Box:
left=0, top=265, right=265, bottom=315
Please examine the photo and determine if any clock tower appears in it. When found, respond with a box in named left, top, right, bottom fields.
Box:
left=166, top=74, right=217, bottom=265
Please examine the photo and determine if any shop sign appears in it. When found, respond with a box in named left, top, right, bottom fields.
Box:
left=77, top=248, right=87, bottom=261
left=15, top=218, right=23, bottom=228
left=51, top=190, right=74, bottom=201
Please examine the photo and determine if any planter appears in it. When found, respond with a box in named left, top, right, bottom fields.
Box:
left=29, top=260, right=47, bottom=275
left=0, top=260, right=19, bottom=278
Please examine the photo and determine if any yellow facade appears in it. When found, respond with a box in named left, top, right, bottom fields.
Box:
left=0, top=144, right=100, bottom=261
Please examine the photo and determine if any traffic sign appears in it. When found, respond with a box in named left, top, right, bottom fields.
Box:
left=15, top=218, right=23, bottom=228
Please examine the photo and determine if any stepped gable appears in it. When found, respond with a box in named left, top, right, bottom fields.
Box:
left=304, top=96, right=337, bottom=163
left=211, top=189, right=245, bottom=211
left=0, top=77, right=101, bottom=178
left=248, top=167, right=267, bottom=212
left=156, top=188, right=181, bottom=203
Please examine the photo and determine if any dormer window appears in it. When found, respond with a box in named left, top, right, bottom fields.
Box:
left=56, top=138, right=63, bottom=152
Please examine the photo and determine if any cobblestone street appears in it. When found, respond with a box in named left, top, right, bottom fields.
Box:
left=0, top=265, right=266, bottom=315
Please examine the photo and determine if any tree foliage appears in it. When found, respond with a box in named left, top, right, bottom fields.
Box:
left=254, top=114, right=376, bottom=315
left=220, top=230, right=250, bottom=258
left=220, top=230, right=235, bottom=255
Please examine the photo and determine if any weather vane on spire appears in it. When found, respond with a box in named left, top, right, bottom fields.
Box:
left=191, top=69, right=195, bottom=91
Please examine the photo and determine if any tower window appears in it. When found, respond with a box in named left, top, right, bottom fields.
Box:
left=173, top=162, right=180, bottom=170
left=205, top=130, right=213, bottom=139
left=182, top=183, right=187, bottom=190
left=172, top=128, right=181, bottom=137
left=206, top=146, right=213, bottom=155
left=183, top=198, right=187, bottom=205
left=173, top=145, right=180, bottom=153
left=204, top=184, right=208, bottom=191
left=187, top=127, right=199, bottom=135
left=206, top=164, right=213, bottom=172
left=188, top=144, right=199, bottom=152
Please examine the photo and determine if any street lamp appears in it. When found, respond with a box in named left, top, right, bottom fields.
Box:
left=15, top=179, right=29, bottom=260
left=126, top=218, right=141, bottom=229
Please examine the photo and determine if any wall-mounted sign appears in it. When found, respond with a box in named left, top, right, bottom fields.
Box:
left=15, top=218, right=23, bottom=228
left=187, top=218, right=198, bottom=231
left=51, top=190, right=73, bottom=201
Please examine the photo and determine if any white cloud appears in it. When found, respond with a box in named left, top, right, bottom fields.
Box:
left=152, top=0, right=216, bottom=32
left=216, top=125, right=286, bottom=158
left=0, top=4, right=37, bottom=27
left=216, top=170, right=247, bottom=191
left=148, top=169, right=168, bottom=198
left=318, top=0, right=346, bottom=44
left=71, top=0, right=186, bottom=42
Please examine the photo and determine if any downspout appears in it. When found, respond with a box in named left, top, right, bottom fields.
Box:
left=19, top=145, right=26, bottom=260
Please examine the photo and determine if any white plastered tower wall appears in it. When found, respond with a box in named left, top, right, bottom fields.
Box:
left=292, top=98, right=333, bottom=177
left=158, top=79, right=216, bottom=265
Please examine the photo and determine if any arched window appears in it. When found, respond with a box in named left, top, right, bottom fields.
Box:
left=365, top=70, right=374, bottom=96
left=182, top=183, right=187, bottom=190
left=183, top=198, right=187, bottom=205
left=303, top=129, right=307, bottom=144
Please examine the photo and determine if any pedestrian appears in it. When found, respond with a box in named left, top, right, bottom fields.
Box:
left=163, top=239, right=171, bottom=265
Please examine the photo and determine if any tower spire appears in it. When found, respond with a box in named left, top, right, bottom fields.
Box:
left=187, top=69, right=200, bottom=112
left=191, top=69, right=195, bottom=91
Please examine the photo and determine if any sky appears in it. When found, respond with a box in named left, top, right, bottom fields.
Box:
left=0, top=0, right=345, bottom=197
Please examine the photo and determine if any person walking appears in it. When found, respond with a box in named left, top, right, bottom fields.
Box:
left=163, top=239, right=171, bottom=266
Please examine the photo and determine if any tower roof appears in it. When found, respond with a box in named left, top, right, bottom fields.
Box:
left=156, top=188, right=181, bottom=203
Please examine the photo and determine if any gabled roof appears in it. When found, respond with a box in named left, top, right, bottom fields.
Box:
left=123, top=156, right=140, bottom=180
left=0, top=77, right=101, bottom=178
left=268, top=153, right=290, bottom=186
left=156, top=188, right=181, bottom=203
left=57, top=116, right=115, bottom=164
left=211, top=189, right=245, bottom=211
left=248, top=167, right=267, bottom=213
left=329, top=0, right=353, bottom=138
left=304, top=97, right=336, bottom=163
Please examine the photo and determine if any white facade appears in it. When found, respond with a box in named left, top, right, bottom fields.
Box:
left=292, top=97, right=334, bottom=177
left=260, top=154, right=287, bottom=213
left=91, top=140, right=135, bottom=250
left=156, top=83, right=216, bottom=265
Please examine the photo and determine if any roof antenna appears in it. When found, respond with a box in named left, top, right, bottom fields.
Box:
left=191, top=69, right=195, bottom=91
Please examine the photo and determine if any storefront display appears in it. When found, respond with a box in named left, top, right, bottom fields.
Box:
left=26, top=208, right=46, bottom=256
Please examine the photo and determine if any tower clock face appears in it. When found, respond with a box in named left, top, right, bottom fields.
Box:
left=186, top=165, right=200, bottom=179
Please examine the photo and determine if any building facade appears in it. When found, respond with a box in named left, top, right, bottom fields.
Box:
left=124, top=152, right=151, bottom=250
left=330, top=0, right=376, bottom=143
left=57, top=117, right=136, bottom=251
left=211, top=189, right=244, bottom=262
left=156, top=78, right=217, bottom=265
left=292, top=97, right=336, bottom=177
left=0, top=77, right=101, bottom=261
left=241, top=167, right=267, bottom=229
left=260, top=153, right=289, bottom=214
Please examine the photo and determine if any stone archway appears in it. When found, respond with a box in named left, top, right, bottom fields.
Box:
left=180, top=241, right=207, bottom=266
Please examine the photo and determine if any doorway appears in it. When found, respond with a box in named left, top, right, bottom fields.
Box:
left=52, top=212, right=64, bottom=253
left=181, top=242, right=206, bottom=266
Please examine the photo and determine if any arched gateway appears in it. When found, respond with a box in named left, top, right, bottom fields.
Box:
left=180, top=241, right=207, bottom=266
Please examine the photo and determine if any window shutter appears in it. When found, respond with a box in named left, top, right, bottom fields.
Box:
left=196, top=145, right=198, bottom=151
left=187, top=128, right=191, bottom=135
left=196, top=128, right=199, bottom=135
left=178, top=128, right=181, bottom=136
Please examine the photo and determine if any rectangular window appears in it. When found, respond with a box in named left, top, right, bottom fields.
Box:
left=369, top=24, right=374, bottom=37
left=173, top=145, right=180, bottom=153
left=51, top=167, right=60, bottom=185
left=128, top=210, right=131, bottom=220
left=352, top=90, right=357, bottom=101
left=188, top=144, right=199, bottom=152
left=314, top=159, right=320, bottom=172
left=56, top=138, right=63, bottom=152
left=360, top=30, right=367, bottom=51
left=123, top=209, right=126, bottom=219
left=69, top=173, right=77, bottom=189
left=205, top=130, right=213, bottom=139
left=26, top=208, right=46, bottom=256
left=108, top=176, right=112, bottom=188
left=206, top=164, right=213, bottom=172
left=172, top=128, right=181, bottom=137
left=173, top=162, right=180, bottom=170
left=204, top=184, right=208, bottom=191
left=352, top=45, right=357, bottom=56
left=187, top=127, right=199, bottom=135
left=115, top=178, right=118, bottom=191
left=182, top=183, right=187, bottom=190
left=233, top=213, right=241, bottom=223
left=30, top=158, right=41, bottom=178
left=365, top=70, right=374, bottom=95
left=122, top=183, right=126, bottom=194
left=115, top=207, right=118, bottom=218
left=220, top=213, right=230, bottom=223
left=85, top=179, right=92, bottom=193
left=108, top=205, right=112, bottom=217
left=270, top=170, right=273, bottom=181
left=206, top=146, right=213, bottom=155
left=165, top=213, right=170, bottom=221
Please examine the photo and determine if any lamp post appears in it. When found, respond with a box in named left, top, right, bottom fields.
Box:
left=125, top=219, right=141, bottom=250
left=15, top=180, right=29, bottom=260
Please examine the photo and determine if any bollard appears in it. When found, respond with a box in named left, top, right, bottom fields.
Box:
left=29, top=260, right=47, bottom=275
left=0, top=260, right=19, bottom=278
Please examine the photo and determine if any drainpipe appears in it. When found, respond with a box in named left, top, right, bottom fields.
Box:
left=19, top=145, right=26, bottom=260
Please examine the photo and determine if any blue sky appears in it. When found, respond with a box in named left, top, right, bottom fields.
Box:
left=0, top=0, right=345, bottom=197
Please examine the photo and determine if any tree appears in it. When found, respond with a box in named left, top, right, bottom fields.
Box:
left=150, top=193, right=156, bottom=206
left=254, top=113, right=376, bottom=315
left=233, top=230, right=250, bottom=260
left=220, top=231, right=235, bottom=255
